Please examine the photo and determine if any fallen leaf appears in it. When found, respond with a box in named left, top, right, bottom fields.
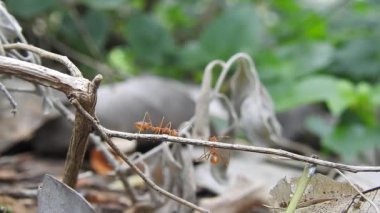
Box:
left=269, top=173, right=379, bottom=212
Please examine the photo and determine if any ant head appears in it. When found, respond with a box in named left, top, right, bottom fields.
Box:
left=209, top=136, right=218, bottom=142
left=171, top=130, right=178, bottom=137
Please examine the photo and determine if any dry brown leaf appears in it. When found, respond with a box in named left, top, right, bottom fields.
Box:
left=297, top=189, right=380, bottom=213
left=89, top=148, right=115, bottom=175
left=269, top=173, right=380, bottom=212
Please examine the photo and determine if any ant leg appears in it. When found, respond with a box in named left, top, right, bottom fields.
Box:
left=197, top=151, right=210, bottom=162
left=155, top=116, right=165, bottom=134
left=137, top=112, right=147, bottom=134
left=145, top=112, right=153, bottom=126
left=196, top=145, right=209, bottom=162
left=165, top=122, right=173, bottom=135
left=165, top=122, right=172, bottom=130
left=138, top=112, right=149, bottom=133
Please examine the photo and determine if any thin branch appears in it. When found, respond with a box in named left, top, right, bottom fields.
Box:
left=105, top=129, right=380, bottom=173
left=344, top=186, right=380, bottom=212
left=0, top=56, right=90, bottom=96
left=0, top=82, right=17, bottom=114
left=90, top=134, right=139, bottom=203
left=337, top=169, right=380, bottom=213
left=70, top=98, right=210, bottom=213
left=3, top=43, right=82, bottom=77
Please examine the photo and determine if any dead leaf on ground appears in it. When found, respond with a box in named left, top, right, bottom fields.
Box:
left=270, top=173, right=380, bottom=212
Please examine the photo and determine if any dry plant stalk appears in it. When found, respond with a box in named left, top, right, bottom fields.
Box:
left=62, top=75, right=101, bottom=187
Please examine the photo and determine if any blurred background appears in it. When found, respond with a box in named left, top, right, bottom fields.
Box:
left=4, top=0, right=378, bottom=162
left=2, top=0, right=380, bottom=211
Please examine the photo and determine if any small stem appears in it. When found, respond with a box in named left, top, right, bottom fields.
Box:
left=0, top=82, right=17, bottom=115
left=286, top=164, right=316, bottom=213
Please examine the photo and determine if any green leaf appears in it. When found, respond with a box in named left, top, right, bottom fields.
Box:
left=274, top=42, right=334, bottom=78
left=329, top=80, right=356, bottom=116
left=350, top=82, right=377, bottom=126
left=371, top=83, right=380, bottom=105
left=180, top=42, right=209, bottom=70
left=156, top=3, right=192, bottom=29
left=57, top=12, right=84, bottom=50
left=305, top=116, right=334, bottom=138
left=330, top=37, right=380, bottom=82
left=107, top=47, right=138, bottom=75
left=293, top=76, right=336, bottom=104
left=83, top=11, right=111, bottom=49
left=6, top=0, right=58, bottom=18
left=80, top=0, right=126, bottom=10
left=273, top=75, right=354, bottom=116
left=56, top=11, right=110, bottom=54
left=322, top=123, right=380, bottom=161
left=306, top=113, right=380, bottom=161
left=199, top=4, right=264, bottom=60
left=123, top=14, right=175, bottom=66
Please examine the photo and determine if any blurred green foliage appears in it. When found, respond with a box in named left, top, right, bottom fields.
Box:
left=4, top=0, right=380, bottom=161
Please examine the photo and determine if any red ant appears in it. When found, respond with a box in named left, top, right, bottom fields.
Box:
left=198, top=136, right=229, bottom=165
left=135, top=112, right=178, bottom=137
left=135, top=112, right=153, bottom=133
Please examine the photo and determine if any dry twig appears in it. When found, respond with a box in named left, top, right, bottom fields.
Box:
left=3, top=43, right=82, bottom=77
left=337, top=169, right=380, bottom=213
left=0, top=81, right=17, bottom=114
left=105, top=130, right=380, bottom=173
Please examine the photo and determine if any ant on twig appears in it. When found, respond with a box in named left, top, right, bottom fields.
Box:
left=135, top=112, right=178, bottom=137
left=198, top=136, right=230, bottom=166
left=136, top=113, right=229, bottom=165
